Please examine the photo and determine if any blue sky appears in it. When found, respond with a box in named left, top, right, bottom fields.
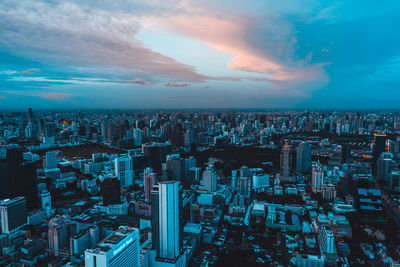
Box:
left=0, top=0, right=399, bottom=109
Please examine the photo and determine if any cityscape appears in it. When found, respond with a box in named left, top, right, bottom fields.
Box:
left=0, top=109, right=400, bottom=266
left=1, top=0, right=400, bottom=266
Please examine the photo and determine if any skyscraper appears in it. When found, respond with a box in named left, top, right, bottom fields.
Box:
left=27, top=107, right=33, bottom=122
left=377, top=152, right=393, bottom=188
left=114, top=155, right=134, bottom=187
left=373, top=133, right=387, bottom=169
left=296, top=142, right=312, bottom=173
left=280, top=142, right=292, bottom=182
left=158, top=181, right=180, bottom=259
left=0, top=197, right=27, bottom=235
left=312, top=162, right=324, bottom=193
left=144, top=169, right=156, bottom=202
left=201, top=166, right=217, bottom=193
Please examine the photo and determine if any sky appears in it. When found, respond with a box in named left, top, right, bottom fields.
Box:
left=0, top=0, right=400, bottom=109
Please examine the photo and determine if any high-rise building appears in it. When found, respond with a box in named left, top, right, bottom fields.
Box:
left=312, top=162, right=324, bottom=193
left=144, top=170, right=156, bottom=203
left=319, top=226, right=336, bottom=254
left=385, top=139, right=394, bottom=153
left=158, top=181, right=180, bottom=259
left=166, top=154, right=183, bottom=181
left=239, top=177, right=250, bottom=197
left=231, top=170, right=238, bottom=191
left=102, top=178, right=121, bottom=206
left=0, top=148, right=38, bottom=210
left=201, top=166, right=217, bottom=193
left=183, top=156, right=196, bottom=182
left=373, top=133, right=387, bottom=166
left=44, top=122, right=56, bottom=137
left=44, top=151, right=58, bottom=169
left=296, top=142, right=311, bottom=173
left=133, top=128, right=143, bottom=146
left=280, top=142, right=292, bottom=182
left=252, top=174, right=269, bottom=190
left=0, top=197, right=27, bottom=235
left=114, top=155, right=134, bottom=187
left=27, top=107, right=33, bottom=122
left=40, top=191, right=52, bottom=217
left=151, top=181, right=185, bottom=267
left=377, top=152, right=393, bottom=188
left=48, top=215, right=69, bottom=256
left=322, top=184, right=337, bottom=201
left=85, top=226, right=140, bottom=267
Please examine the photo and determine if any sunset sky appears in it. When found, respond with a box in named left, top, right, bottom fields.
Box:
left=1, top=0, right=400, bottom=109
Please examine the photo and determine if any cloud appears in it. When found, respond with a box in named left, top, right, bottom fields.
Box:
left=144, top=0, right=329, bottom=90
left=128, top=78, right=157, bottom=85
left=39, top=92, right=70, bottom=100
left=19, top=68, right=40, bottom=75
left=165, top=82, right=190, bottom=87
left=0, top=0, right=209, bottom=82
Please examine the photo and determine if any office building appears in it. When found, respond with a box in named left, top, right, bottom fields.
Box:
left=144, top=171, right=156, bottom=203
left=48, top=216, right=69, bottom=256
left=41, top=191, right=52, bottom=217
left=158, top=181, right=180, bottom=259
left=44, top=151, right=58, bottom=169
left=201, top=166, right=217, bottom=193
left=150, top=181, right=185, bottom=267
left=312, top=162, right=324, bottom=193
left=115, top=155, right=134, bottom=187
left=296, top=142, right=311, bottom=173
left=0, top=197, right=27, bottom=235
left=280, top=142, right=292, bottom=182
left=85, top=226, right=140, bottom=267
left=319, top=226, right=336, bottom=254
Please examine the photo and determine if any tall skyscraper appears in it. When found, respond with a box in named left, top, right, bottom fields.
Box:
left=144, top=169, right=156, bottom=203
left=373, top=133, right=387, bottom=168
left=377, top=152, right=393, bottom=188
left=0, top=197, right=27, bottom=235
left=312, top=162, right=324, bottom=193
left=27, top=107, right=33, bottom=122
left=85, top=226, right=140, bottom=267
left=151, top=181, right=184, bottom=267
left=114, top=155, right=134, bottom=187
left=296, top=142, right=311, bottom=173
left=158, top=181, right=180, bottom=259
left=280, top=142, right=292, bottom=182
left=133, top=128, right=143, bottom=146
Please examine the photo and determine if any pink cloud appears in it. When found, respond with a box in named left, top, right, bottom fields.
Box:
left=165, top=82, right=190, bottom=87
left=146, top=2, right=329, bottom=89
left=19, top=68, right=41, bottom=75
left=39, top=92, right=70, bottom=100
left=128, top=78, right=158, bottom=85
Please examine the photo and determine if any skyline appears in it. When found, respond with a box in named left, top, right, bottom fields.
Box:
left=1, top=0, right=400, bottom=109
